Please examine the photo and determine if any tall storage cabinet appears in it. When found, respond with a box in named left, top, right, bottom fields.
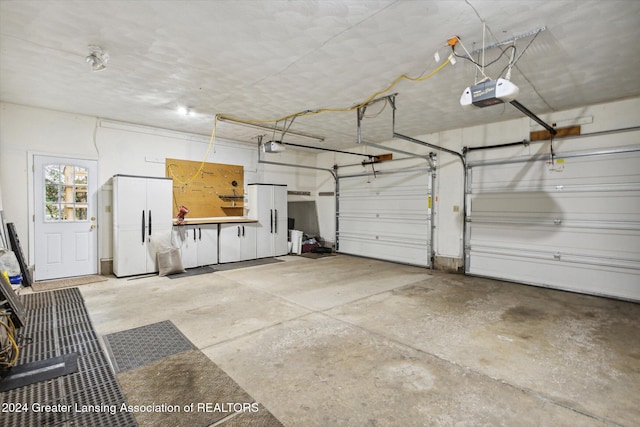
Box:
left=248, top=184, right=288, bottom=258
left=113, top=175, right=173, bottom=277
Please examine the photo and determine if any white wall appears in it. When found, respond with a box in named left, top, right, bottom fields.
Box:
left=2, top=98, right=638, bottom=272
left=314, top=97, right=640, bottom=265
left=0, top=102, right=317, bottom=268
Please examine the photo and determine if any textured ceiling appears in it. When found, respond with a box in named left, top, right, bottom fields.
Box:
left=1, top=0, right=639, bottom=150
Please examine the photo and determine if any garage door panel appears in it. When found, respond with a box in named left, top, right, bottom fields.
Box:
left=340, top=184, right=429, bottom=196
left=340, top=197, right=429, bottom=213
left=470, top=223, right=640, bottom=261
left=340, top=173, right=427, bottom=191
left=339, top=217, right=430, bottom=238
left=470, top=191, right=640, bottom=222
left=339, top=233, right=430, bottom=266
left=339, top=210, right=430, bottom=220
left=471, top=152, right=640, bottom=192
left=467, top=148, right=640, bottom=301
left=468, top=251, right=640, bottom=301
left=338, top=168, right=432, bottom=267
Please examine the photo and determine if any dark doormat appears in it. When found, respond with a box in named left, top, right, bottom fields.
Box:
left=117, top=349, right=283, bottom=427
left=103, top=320, right=195, bottom=374
left=166, top=265, right=217, bottom=279
left=215, top=257, right=283, bottom=271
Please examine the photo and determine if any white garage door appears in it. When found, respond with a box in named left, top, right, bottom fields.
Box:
left=337, top=167, right=432, bottom=267
left=466, top=149, right=640, bottom=301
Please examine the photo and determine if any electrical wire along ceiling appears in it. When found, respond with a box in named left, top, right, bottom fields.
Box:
left=1, top=0, right=639, bottom=149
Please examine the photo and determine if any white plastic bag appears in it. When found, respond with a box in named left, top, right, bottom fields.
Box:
left=0, top=249, right=21, bottom=276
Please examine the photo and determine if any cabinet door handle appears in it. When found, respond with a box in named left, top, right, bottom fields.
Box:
left=242, top=225, right=245, bottom=237
left=275, top=209, right=278, bottom=234
left=193, top=228, right=196, bottom=242
left=237, top=226, right=241, bottom=237
left=148, top=210, right=152, bottom=236
left=141, top=210, right=145, bottom=243
left=270, top=209, right=273, bottom=233
left=199, top=228, right=202, bottom=240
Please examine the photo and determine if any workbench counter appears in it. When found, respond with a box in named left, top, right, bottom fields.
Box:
left=173, top=217, right=258, bottom=225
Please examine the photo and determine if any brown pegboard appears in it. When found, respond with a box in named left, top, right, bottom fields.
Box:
left=165, top=158, right=244, bottom=218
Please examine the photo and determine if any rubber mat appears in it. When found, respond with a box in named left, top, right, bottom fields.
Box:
left=0, top=288, right=137, bottom=427
left=215, top=257, right=283, bottom=271
left=0, top=352, right=78, bottom=392
left=166, top=265, right=216, bottom=279
left=103, top=320, right=195, bottom=374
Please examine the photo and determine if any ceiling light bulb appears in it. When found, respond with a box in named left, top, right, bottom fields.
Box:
left=177, top=106, right=195, bottom=116
left=85, top=45, right=108, bottom=71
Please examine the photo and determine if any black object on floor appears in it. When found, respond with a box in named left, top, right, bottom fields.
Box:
left=312, top=246, right=333, bottom=254
left=300, top=251, right=335, bottom=259
left=166, top=265, right=216, bottom=279
left=103, top=320, right=195, bottom=373
left=0, top=288, right=137, bottom=427
left=0, top=352, right=78, bottom=392
left=215, top=257, right=283, bottom=271
left=6, top=222, right=32, bottom=287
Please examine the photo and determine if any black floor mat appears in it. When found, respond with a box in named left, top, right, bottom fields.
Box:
left=103, top=320, right=195, bottom=374
left=0, top=288, right=137, bottom=427
left=215, top=257, right=283, bottom=271
left=166, top=265, right=216, bottom=279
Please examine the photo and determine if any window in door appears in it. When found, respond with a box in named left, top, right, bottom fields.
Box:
left=44, top=164, right=89, bottom=222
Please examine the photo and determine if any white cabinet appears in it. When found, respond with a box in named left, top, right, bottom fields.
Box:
left=173, top=224, right=218, bottom=268
left=248, top=184, right=288, bottom=258
left=219, top=223, right=257, bottom=263
left=113, top=175, right=173, bottom=277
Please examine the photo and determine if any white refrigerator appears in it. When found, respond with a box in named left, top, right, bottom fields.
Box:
left=248, top=184, right=288, bottom=258
left=113, top=175, right=173, bottom=277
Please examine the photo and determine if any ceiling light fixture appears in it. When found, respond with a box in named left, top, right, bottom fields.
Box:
left=177, top=106, right=195, bottom=116
left=85, top=45, right=109, bottom=71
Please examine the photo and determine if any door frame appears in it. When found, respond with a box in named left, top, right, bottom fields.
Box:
left=27, top=151, right=100, bottom=278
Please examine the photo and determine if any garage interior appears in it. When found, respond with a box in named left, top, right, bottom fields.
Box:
left=0, top=1, right=639, bottom=426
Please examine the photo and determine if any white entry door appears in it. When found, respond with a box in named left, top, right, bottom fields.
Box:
left=34, top=155, right=98, bottom=280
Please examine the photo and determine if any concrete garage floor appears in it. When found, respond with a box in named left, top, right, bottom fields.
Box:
left=80, top=254, right=639, bottom=426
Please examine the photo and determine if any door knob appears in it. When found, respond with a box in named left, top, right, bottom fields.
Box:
left=90, top=224, right=97, bottom=230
